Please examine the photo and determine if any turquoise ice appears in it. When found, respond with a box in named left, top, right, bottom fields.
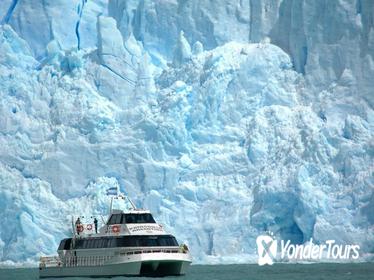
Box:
left=0, top=0, right=373, bottom=265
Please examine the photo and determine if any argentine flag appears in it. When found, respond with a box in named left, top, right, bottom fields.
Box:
left=106, top=186, right=118, bottom=196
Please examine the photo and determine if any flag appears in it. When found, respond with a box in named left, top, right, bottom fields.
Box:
left=106, top=186, right=118, bottom=196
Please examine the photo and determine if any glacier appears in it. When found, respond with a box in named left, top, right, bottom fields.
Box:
left=0, top=0, right=373, bottom=265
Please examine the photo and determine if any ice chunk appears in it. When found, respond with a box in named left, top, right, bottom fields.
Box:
left=173, top=31, right=192, bottom=67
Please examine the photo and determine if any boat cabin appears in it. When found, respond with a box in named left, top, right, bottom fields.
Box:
left=107, top=212, right=156, bottom=225
left=58, top=235, right=179, bottom=251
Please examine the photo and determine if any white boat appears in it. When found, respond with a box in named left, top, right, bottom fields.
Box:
left=39, top=193, right=192, bottom=278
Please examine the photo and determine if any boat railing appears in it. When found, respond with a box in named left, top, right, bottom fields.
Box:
left=63, top=248, right=187, bottom=267
left=120, top=246, right=189, bottom=256
left=39, top=255, right=113, bottom=268
left=40, top=247, right=189, bottom=268
left=64, top=255, right=113, bottom=267
left=39, top=256, right=62, bottom=268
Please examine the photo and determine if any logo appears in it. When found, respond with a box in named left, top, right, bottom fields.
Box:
left=127, top=224, right=163, bottom=232
left=256, top=234, right=277, bottom=266
left=256, top=234, right=360, bottom=265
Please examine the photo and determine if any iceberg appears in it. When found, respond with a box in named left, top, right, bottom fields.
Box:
left=0, top=0, right=373, bottom=265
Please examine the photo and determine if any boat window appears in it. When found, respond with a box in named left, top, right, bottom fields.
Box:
left=94, top=239, right=102, bottom=248
left=82, top=240, right=88, bottom=249
left=109, top=238, right=117, bottom=248
left=75, top=239, right=84, bottom=249
left=115, top=214, right=122, bottom=224
left=128, top=237, right=138, bottom=247
left=58, top=240, right=65, bottom=250
left=158, top=236, right=178, bottom=246
left=139, top=236, right=158, bottom=247
left=115, top=237, right=127, bottom=247
left=87, top=240, right=91, bottom=249
left=64, top=238, right=72, bottom=249
left=107, top=215, right=115, bottom=224
left=78, top=238, right=105, bottom=249
left=71, top=235, right=178, bottom=250
left=58, top=238, right=72, bottom=250
left=107, top=214, right=122, bottom=225
left=101, top=238, right=108, bottom=248
left=123, top=213, right=156, bottom=224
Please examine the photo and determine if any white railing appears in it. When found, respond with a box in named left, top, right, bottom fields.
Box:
left=63, top=248, right=186, bottom=267
left=40, top=255, right=113, bottom=268
left=64, top=255, right=112, bottom=267
left=40, top=247, right=189, bottom=269
left=39, top=256, right=62, bottom=268
left=119, top=246, right=188, bottom=256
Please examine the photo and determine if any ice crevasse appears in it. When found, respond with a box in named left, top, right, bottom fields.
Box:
left=0, top=0, right=373, bottom=265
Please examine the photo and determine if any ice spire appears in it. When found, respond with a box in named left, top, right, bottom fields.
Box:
left=172, top=30, right=191, bottom=67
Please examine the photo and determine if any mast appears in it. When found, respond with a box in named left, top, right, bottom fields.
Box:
left=71, top=216, right=76, bottom=248
left=71, top=216, right=75, bottom=237
left=127, top=196, right=137, bottom=210
left=109, top=196, right=114, bottom=214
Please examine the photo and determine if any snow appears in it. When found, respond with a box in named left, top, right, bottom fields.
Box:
left=0, top=0, right=373, bottom=266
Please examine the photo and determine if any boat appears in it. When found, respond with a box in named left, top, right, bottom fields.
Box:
left=39, top=191, right=192, bottom=278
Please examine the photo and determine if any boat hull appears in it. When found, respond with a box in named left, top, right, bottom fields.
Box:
left=39, top=253, right=191, bottom=278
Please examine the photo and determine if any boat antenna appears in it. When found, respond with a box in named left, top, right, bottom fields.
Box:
left=107, top=185, right=119, bottom=214
left=107, top=185, right=137, bottom=212
left=71, top=216, right=76, bottom=249
left=71, top=216, right=75, bottom=237
left=127, top=196, right=137, bottom=210
left=109, top=196, right=113, bottom=214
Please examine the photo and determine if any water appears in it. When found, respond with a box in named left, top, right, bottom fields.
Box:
left=0, top=263, right=373, bottom=280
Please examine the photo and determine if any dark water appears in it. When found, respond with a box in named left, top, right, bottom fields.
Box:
left=0, top=263, right=373, bottom=280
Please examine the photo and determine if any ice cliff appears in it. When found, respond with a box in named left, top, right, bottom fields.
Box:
left=0, top=0, right=373, bottom=265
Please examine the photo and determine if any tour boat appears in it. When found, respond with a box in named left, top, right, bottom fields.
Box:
left=39, top=192, right=192, bottom=277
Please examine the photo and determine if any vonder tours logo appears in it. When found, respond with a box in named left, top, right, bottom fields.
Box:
left=256, top=234, right=360, bottom=266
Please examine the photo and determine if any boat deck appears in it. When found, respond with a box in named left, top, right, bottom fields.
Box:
left=40, top=247, right=188, bottom=268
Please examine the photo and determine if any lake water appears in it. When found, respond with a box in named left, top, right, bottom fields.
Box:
left=0, top=263, right=373, bottom=280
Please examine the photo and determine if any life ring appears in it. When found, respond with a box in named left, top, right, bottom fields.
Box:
left=86, top=224, right=92, bottom=231
left=112, top=225, right=120, bottom=233
left=76, top=224, right=84, bottom=232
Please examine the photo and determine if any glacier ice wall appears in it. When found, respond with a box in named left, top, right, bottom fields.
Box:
left=0, top=0, right=373, bottom=264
